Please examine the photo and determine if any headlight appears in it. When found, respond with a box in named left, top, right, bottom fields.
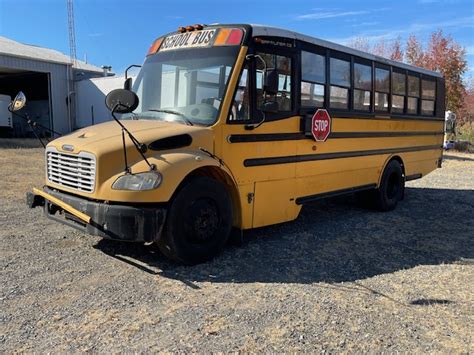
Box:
left=112, top=172, right=162, bottom=191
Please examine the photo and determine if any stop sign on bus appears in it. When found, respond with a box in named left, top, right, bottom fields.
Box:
left=311, top=109, right=331, bottom=142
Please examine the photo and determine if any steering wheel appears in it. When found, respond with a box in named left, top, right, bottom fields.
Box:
left=184, top=103, right=219, bottom=122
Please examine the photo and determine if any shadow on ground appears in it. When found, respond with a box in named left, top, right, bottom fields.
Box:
left=443, top=153, right=474, bottom=162
left=94, top=187, right=474, bottom=284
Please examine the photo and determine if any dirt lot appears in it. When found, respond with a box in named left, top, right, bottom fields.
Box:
left=1, top=144, right=473, bottom=352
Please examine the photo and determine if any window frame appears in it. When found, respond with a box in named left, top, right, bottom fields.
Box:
left=391, top=68, right=407, bottom=114
left=328, top=50, right=352, bottom=111
left=420, top=75, right=436, bottom=116
left=352, top=57, right=373, bottom=113
left=226, top=41, right=298, bottom=124
left=374, top=63, right=390, bottom=113
left=227, top=36, right=444, bottom=125
left=300, top=49, right=327, bottom=109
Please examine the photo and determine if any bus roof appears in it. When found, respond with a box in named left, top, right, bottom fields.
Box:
left=249, top=24, right=443, bottom=78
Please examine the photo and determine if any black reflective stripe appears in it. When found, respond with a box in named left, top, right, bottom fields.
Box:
left=405, top=173, right=423, bottom=181
left=244, top=144, right=442, bottom=167
left=228, top=131, right=444, bottom=143
left=323, top=112, right=445, bottom=122
left=228, top=133, right=305, bottom=143
left=330, top=131, right=444, bottom=138
left=295, top=184, right=377, bottom=205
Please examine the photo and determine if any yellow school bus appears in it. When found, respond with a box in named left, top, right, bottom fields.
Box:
left=25, top=24, right=445, bottom=264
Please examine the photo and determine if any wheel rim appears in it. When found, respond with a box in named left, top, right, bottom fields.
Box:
left=386, top=172, right=400, bottom=200
left=184, top=198, right=220, bottom=244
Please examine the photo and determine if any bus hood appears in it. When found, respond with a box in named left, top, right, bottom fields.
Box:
left=48, top=120, right=214, bottom=155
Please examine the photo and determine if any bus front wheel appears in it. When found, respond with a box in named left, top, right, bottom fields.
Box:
left=374, top=160, right=405, bottom=211
left=158, top=176, right=232, bottom=265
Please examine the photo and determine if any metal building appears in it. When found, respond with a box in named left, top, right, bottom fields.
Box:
left=0, top=35, right=113, bottom=137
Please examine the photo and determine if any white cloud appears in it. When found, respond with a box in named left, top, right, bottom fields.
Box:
left=296, top=10, right=369, bottom=21
left=329, top=16, right=474, bottom=45
left=353, top=21, right=379, bottom=27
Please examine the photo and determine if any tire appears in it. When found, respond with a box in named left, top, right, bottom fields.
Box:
left=374, top=160, right=405, bottom=211
left=157, top=176, right=232, bottom=265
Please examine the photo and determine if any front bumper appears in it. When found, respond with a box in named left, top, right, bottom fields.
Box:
left=26, top=187, right=166, bottom=242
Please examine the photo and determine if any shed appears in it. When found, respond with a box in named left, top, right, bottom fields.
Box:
left=0, top=35, right=113, bottom=137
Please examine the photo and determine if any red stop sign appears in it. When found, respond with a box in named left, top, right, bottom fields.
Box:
left=311, top=109, right=331, bottom=142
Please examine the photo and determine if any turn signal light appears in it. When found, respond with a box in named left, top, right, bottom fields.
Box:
left=214, top=28, right=243, bottom=46
left=147, top=37, right=163, bottom=56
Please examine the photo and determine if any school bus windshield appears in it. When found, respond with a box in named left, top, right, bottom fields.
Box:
left=129, top=46, right=240, bottom=126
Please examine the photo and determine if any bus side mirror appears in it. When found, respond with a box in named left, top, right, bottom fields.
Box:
left=105, top=89, right=139, bottom=113
left=9, top=91, right=27, bottom=112
left=124, top=77, right=133, bottom=91
left=264, top=69, right=279, bottom=95
left=261, top=101, right=279, bottom=113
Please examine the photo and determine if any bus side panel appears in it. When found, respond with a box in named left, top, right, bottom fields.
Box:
left=295, top=156, right=385, bottom=200
left=295, top=117, right=444, bottom=199
left=238, top=182, right=256, bottom=229
left=253, top=179, right=301, bottom=228
left=398, top=148, right=443, bottom=179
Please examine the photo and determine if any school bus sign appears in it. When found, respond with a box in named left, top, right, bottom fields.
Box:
left=311, top=109, right=331, bottom=142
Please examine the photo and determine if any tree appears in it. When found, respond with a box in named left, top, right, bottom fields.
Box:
left=423, top=30, right=467, bottom=114
left=459, top=78, right=474, bottom=124
left=405, top=35, right=425, bottom=67
left=347, top=37, right=370, bottom=53
left=390, top=37, right=403, bottom=62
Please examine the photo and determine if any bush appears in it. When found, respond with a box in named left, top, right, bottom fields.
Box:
left=457, top=122, right=474, bottom=145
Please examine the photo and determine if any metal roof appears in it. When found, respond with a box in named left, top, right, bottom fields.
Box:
left=0, top=36, right=107, bottom=73
left=250, top=25, right=442, bottom=78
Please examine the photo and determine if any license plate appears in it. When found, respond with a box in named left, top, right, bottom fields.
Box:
left=160, top=29, right=217, bottom=52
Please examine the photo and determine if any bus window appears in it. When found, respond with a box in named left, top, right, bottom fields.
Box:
left=421, top=79, right=436, bottom=115
left=230, top=64, right=250, bottom=120
left=407, top=75, right=420, bottom=114
left=301, top=51, right=325, bottom=108
left=256, top=53, right=292, bottom=113
left=354, top=62, right=372, bottom=111
left=375, top=67, right=390, bottom=112
left=329, top=57, right=350, bottom=109
left=392, top=71, right=406, bottom=114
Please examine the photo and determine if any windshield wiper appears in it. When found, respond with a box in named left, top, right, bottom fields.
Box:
left=148, top=109, right=194, bottom=126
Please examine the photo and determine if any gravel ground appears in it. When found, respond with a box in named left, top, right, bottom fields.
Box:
left=1, top=146, right=473, bottom=352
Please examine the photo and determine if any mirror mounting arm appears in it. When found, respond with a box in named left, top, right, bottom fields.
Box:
left=110, top=102, right=155, bottom=172
left=245, top=112, right=266, bottom=130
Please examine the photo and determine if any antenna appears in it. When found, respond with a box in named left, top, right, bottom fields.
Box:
left=66, top=0, right=77, bottom=66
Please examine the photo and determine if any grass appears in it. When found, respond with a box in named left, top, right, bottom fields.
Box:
left=0, top=138, right=44, bottom=149
left=457, top=121, right=474, bottom=144
left=0, top=147, right=44, bottom=202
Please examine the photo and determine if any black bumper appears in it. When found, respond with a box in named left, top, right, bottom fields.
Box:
left=26, top=187, right=166, bottom=243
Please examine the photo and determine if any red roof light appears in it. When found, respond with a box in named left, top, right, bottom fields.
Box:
left=225, top=29, right=243, bottom=45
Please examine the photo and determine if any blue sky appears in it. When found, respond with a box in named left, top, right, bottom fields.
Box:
left=1, top=0, right=473, bottom=77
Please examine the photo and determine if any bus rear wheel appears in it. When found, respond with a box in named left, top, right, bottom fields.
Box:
left=374, top=160, right=404, bottom=211
left=157, top=176, right=232, bottom=265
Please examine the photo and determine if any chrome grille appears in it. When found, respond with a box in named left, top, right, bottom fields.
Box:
left=46, top=147, right=96, bottom=193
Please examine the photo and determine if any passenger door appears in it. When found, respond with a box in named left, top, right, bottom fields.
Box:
left=220, top=48, right=301, bottom=228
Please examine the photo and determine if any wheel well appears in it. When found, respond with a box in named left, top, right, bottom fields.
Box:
left=379, top=155, right=406, bottom=186
left=174, top=166, right=242, bottom=228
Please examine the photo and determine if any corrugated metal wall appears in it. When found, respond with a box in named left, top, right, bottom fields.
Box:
left=0, top=54, right=72, bottom=134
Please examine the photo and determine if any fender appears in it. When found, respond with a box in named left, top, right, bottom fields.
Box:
left=95, top=148, right=237, bottom=204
